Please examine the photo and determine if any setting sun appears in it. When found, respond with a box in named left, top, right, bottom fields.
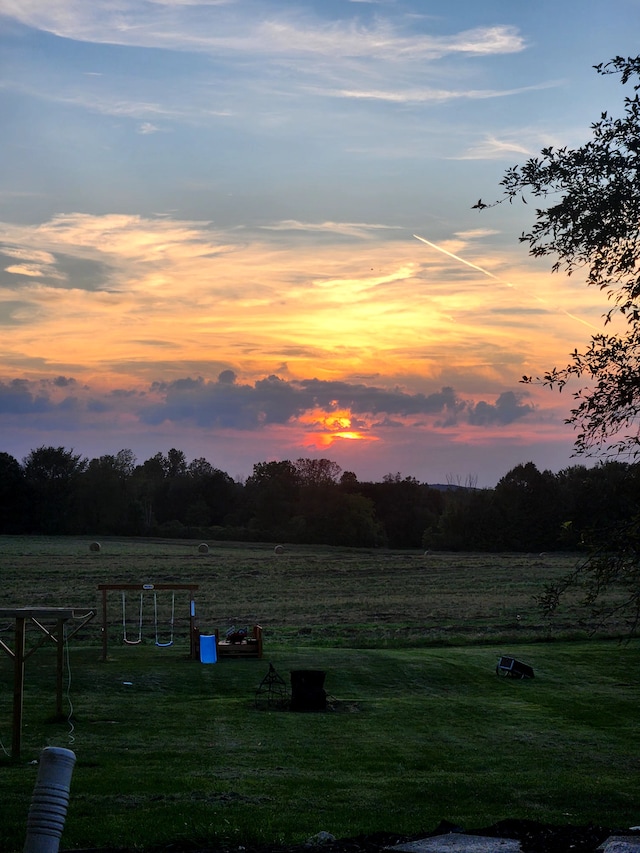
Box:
left=305, top=429, right=377, bottom=449
left=298, top=407, right=377, bottom=447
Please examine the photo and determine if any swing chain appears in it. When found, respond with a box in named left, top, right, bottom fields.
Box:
left=121, top=592, right=143, bottom=645
left=154, top=592, right=175, bottom=647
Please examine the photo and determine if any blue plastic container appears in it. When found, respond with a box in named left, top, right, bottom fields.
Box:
left=199, top=634, right=217, bottom=664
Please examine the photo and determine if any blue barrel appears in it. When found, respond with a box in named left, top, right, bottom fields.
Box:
left=199, top=634, right=217, bottom=664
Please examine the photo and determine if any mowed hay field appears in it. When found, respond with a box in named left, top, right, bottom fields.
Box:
left=0, top=537, right=639, bottom=852
left=0, top=536, right=619, bottom=646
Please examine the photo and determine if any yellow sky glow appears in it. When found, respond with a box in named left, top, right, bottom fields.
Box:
left=0, top=213, right=608, bottom=462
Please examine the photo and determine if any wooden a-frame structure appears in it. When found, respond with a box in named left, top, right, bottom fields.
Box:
left=0, top=607, right=95, bottom=761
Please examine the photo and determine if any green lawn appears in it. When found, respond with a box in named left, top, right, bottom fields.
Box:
left=0, top=537, right=638, bottom=852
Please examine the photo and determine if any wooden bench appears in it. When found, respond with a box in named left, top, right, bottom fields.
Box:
left=214, top=624, right=263, bottom=659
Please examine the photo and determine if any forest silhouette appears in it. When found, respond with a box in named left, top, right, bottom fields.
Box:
left=1, top=446, right=637, bottom=552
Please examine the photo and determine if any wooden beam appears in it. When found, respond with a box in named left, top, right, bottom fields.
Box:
left=0, top=608, right=74, bottom=619
left=56, top=618, right=64, bottom=718
left=0, top=608, right=95, bottom=759
left=97, top=584, right=198, bottom=591
left=12, top=616, right=25, bottom=761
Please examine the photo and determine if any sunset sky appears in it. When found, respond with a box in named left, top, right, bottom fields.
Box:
left=1, top=0, right=638, bottom=487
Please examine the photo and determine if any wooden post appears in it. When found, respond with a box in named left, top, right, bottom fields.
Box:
left=101, top=587, right=108, bottom=662
left=56, top=618, right=65, bottom=718
left=190, top=598, right=197, bottom=660
left=12, top=616, right=26, bottom=761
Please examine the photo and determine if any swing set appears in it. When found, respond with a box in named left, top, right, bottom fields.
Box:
left=120, top=590, right=175, bottom=646
left=98, top=583, right=199, bottom=662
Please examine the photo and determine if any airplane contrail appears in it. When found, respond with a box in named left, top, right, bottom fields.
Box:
left=413, top=234, right=502, bottom=281
left=413, top=233, right=599, bottom=332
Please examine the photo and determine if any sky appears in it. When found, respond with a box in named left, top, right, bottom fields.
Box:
left=1, top=0, right=639, bottom=487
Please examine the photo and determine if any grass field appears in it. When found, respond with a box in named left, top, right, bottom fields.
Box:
left=0, top=537, right=638, bottom=852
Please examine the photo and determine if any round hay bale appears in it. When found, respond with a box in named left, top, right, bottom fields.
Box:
left=89, top=541, right=101, bottom=553
left=274, top=544, right=285, bottom=555
left=197, top=543, right=209, bottom=554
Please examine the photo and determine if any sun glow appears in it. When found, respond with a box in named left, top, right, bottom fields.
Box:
left=334, top=431, right=367, bottom=441
left=297, top=407, right=378, bottom=448
left=306, top=430, right=378, bottom=449
left=298, top=407, right=353, bottom=430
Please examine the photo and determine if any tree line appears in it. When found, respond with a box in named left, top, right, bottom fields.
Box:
left=1, top=445, right=638, bottom=552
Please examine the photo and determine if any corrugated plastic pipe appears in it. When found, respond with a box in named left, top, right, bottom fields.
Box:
left=24, top=747, right=76, bottom=853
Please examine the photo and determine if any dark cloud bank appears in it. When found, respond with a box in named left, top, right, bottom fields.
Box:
left=0, top=374, right=534, bottom=433
left=144, top=373, right=534, bottom=429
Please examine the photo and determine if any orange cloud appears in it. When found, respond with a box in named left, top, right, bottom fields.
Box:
left=0, top=213, right=607, bottom=430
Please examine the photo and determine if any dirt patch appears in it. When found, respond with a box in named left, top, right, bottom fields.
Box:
left=133, top=821, right=639, bottom=853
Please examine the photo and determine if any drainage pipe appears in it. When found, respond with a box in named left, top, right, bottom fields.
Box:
left=24, top=747, right=76, bottom=853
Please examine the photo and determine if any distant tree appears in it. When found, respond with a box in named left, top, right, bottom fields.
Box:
left=359, top=473, right=443, bottom=548
left=339, top=470, right=359, bottom=491
left=294, top=457, right=342, bottom=486
left=493, top=463, right=561, bottom=552
left=187, top=457, right=238, bottom=526
left=320, top=492, right=383, bottom=547
left=244, top=460, right=301, bottom=539
left=482, top=56, right=640, bottom=631
left=188, top=457, right=216, bottom=478
left=113, top=448, right=137, bottom=478
left=556, top=461, right=640, bottom=547
left=131, top=452, right=168, bottom=533
left=166, top=448, right=188, bottom=478
left=23, top=446, right=87, bottom=533
left=137, top=452, right=168, bottom=480
left=427, top=488, right=501, bottom=551
left=77, top=450, right=137, bottom=533
left=0, top=452, right=28, bottom=533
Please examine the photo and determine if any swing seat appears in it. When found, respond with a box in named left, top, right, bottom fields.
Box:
left=121, top=591, right=176, bottom=647
left=122, top=592, right=144, bottom=645
left=154, top=592, right=175, bottom=647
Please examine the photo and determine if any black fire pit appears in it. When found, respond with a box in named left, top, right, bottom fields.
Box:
left=290, top=669, right=326, bottom=711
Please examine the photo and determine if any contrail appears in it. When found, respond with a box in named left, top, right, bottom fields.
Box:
left=413, top=234, right=502, bottom=281
left=413, top=233, right=599, bottom=332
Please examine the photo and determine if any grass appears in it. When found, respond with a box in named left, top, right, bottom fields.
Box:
left=0, top=537, right=638, bottom=851
left=0, top=535, right=625, bottom=645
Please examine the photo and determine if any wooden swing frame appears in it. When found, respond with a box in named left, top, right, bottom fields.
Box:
left=98, top=584, right=199, bottom=662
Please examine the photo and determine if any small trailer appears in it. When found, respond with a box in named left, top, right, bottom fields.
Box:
left=496, top=655, right=534, bottom=679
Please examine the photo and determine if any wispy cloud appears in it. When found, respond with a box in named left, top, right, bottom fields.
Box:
left=259, top=220, right=401, bottom=239
left=326, top=83, right=547, bottom=104
left=137, top=122, right=161, bottom=134
left=457, top=134, right=534, bottom=160
left=456, top=122, right=570, bottom=161
left=454, top=228, right=501, bottom=240
left=2, top=3, right=525, bottom=60
left=1, top=246, right=57, bottom=264
left=1, top=3, right=532, bottom=119
left=0, top=212, right=604, bottom=399
left=4, top=263, right=63, bottom=279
